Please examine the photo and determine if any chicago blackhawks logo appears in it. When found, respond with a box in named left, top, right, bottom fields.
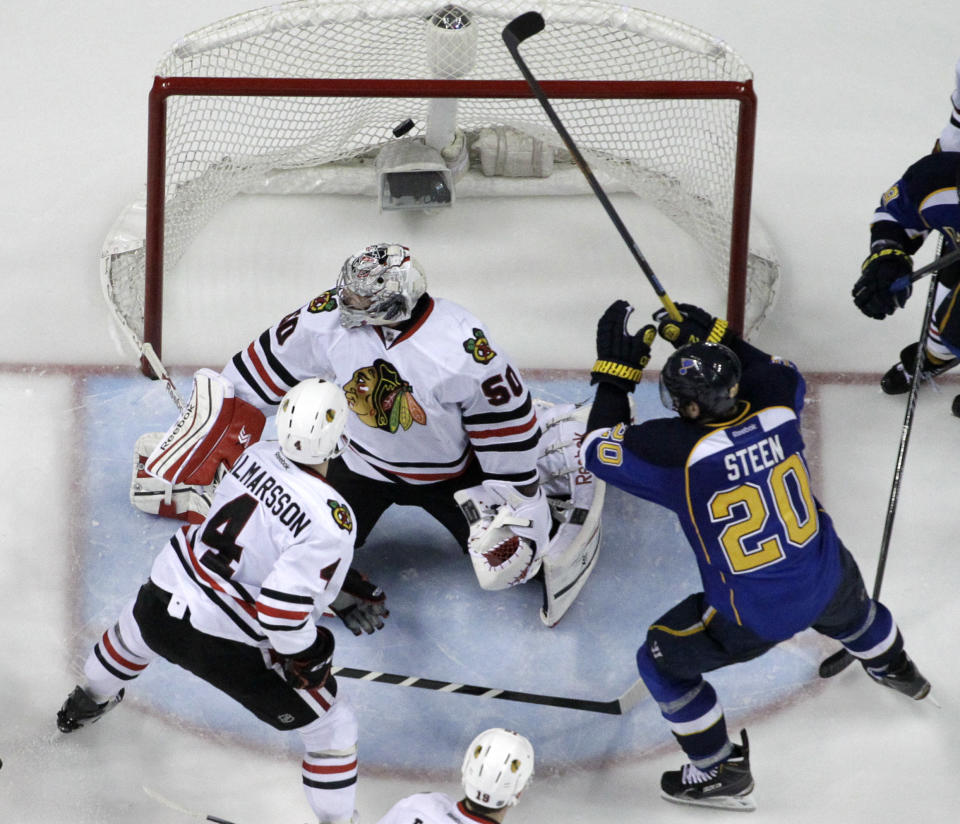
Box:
left=463, top=328, right=496, bottom=364
left=308, top=290, right=338, bottom=313
left=327, top=499, right=353, bottom=532
left=344, top=359, right=427, bottom=433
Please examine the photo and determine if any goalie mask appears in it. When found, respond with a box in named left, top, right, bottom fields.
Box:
left=659, top=341, right=741, bottom=421
left=337, top=243, right=426, bottom=328
left=461, top=728, right=534, bottom=809
left=276, top=378, right=349, bottom=465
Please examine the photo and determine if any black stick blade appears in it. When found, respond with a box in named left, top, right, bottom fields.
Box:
left=503, top=11, right=545, bottom=49
left=818, top=649, right=854, bottom=678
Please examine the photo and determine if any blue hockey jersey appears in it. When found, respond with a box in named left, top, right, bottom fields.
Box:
left=870, top=150, right=960, bottom=253
left=582, top=342, right=843, bottom=641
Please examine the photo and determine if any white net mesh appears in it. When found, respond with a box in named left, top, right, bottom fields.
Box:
left=101, top=0, right=778, bottom=357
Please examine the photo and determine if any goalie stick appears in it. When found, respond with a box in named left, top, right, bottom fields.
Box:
left=331, top=665, right=648, bottom=715
left=819, top=267, right=946, bottom=679
left=141, top=341, right=186, bottom=412
left=502, top=11, right=682, bottom=323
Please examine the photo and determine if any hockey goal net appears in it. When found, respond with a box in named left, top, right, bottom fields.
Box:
left=101, top=0, right=778, bottom=368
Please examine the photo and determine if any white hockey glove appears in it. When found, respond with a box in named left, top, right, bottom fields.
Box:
left=144, top=368, right=266, bottom=487
left=329, top=568, right=389, bottom=636
left=454, top=480, right=551, bottom=591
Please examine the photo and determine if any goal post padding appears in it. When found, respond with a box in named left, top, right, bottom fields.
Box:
left=99, top=0, right=778, bottom=369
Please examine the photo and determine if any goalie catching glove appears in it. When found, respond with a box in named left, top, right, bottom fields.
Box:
left=654, top=302, right=735, bottom=349
left=329, top=568, right=389, bottom=636
left=144, top=369, right=266, bottom=487
left=591, top=300, right=656, bottom=391
left=454, top=480, right=551, bottom=591
left=278, top=626, right=335, bottom=690
left=853, top=242, right=913, bottom=319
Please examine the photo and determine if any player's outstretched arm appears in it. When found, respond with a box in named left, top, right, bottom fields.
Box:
left=586, top=300, right=655, bottom=433
left=590, top=300, right=656, bottom=391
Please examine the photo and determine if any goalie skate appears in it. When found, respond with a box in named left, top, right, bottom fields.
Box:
left=534, top=400, right=606, bottom=626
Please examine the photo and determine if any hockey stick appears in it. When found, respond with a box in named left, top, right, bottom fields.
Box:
left=142, top=785, right=238, bottom=824
left=819, top=269, right=944, bottom=678
left=890, top=246, right=960, bottom=292
left=141, top=341, right=186, bottom=412
left=502, top=11, right=682, bottom=322
left=331, top=665, right=648, bottom=715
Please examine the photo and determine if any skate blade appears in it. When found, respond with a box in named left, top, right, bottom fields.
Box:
left=661, top=790, right=757, bottom=812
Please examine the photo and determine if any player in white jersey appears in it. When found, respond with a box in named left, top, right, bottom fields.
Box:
left=375, top=728, right=534, bottom=824
left=58, top=380, right=384, bottom=824
left=134, top=243, right=606, bottom=623
left=934, top=57, right=960, bottom=153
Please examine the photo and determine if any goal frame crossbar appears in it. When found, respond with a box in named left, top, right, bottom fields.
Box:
left=143, top=75, right=757, bottom=374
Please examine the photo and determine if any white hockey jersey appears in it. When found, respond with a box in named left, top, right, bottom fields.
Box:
left=375, top=792, right=500, bottom=824
left=149, top=439, right=356, bottom=655
left=937, top=57, right=960, bottom=152
left=221, top=292, right=540, bottom=486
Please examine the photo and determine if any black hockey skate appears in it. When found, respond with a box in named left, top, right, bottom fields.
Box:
left=56, top=686, right=125, bottom=733
left=865, top=651, right=931, bottom=700
left=880, top=342, right=938, bottom=395
left=660, top=729, right=756, bottom=812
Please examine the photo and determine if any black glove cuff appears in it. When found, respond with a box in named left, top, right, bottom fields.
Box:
left=292, top=626, right=335, bottom=662
left=591, top=359, right=643, bottom=383
left=590, top=369, right=637, bottom=392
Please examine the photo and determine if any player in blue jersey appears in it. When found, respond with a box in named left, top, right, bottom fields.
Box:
left=852, top=151, right=960, bottom=409
left=580, top=300, right=930, bottom=811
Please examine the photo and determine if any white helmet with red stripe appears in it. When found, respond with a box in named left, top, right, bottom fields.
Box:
left=461, top=728, right=534, bottom=809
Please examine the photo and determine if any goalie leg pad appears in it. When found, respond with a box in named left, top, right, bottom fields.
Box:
left=454, top=480, right=551, bottom=591
left=145, top=368, right=265, bottom=486
left=131, top=433, right=219, bottom=523
left=539, top=481, right=605, bottom=626
left=533, top=399, right=607, bottom=626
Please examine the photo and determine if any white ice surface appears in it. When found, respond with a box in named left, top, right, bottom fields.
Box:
left=2, top=1, right=959, bottom=821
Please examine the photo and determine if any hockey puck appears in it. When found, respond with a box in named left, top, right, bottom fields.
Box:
left=392, top=118, right=415, bottom=138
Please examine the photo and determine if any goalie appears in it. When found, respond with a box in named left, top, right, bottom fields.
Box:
left=133, top=242, right=604, bottom=625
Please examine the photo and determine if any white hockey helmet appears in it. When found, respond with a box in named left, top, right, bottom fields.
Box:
left=460, top=728, right=534, bottom=809
left=276, top=378, right=349, bottom=465
left=337, top=243, right=426, bottom=328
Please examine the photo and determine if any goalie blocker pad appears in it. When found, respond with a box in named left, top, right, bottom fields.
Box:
left=145, top=368, right=265, bottom=487
left=535, top=400, right=606, bottom=627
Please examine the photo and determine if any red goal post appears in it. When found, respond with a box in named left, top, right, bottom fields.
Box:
left=99, top=0, right=778, bottom=373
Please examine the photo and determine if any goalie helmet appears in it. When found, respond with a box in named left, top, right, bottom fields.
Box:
left=461, top=728, right=534, bottom=809
left=276, top=378, right=348, bottom=465
left=337, top=243, right=426, bottom=328
left=659, top=341, right=741, bottom=420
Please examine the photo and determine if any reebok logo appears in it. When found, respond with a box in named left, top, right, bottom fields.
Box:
left=238, top=426, right=252, bottom=446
